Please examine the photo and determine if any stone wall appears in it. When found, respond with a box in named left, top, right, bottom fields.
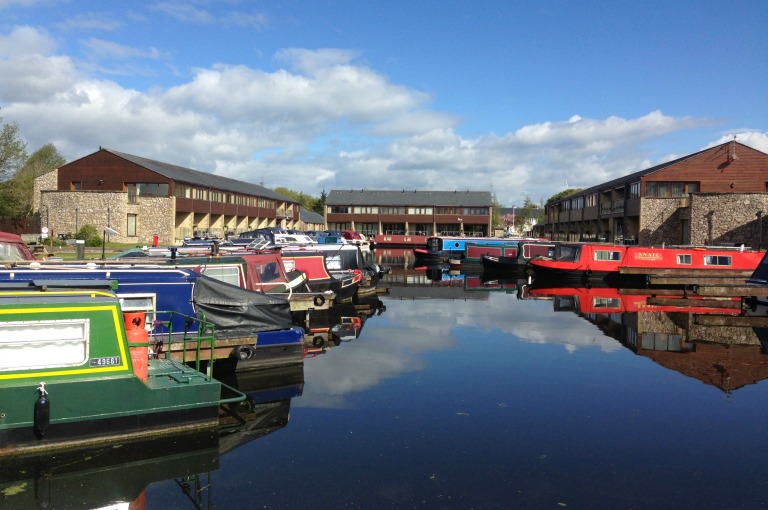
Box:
left=639, top=198, right=688, bottom=246
left=640, top=193, right=768, bottom=248
left=32, top=169, right=58, bottom=214
left=40, top=190, right=174, bottom=245
left=689, top=193, right=768, bottom=248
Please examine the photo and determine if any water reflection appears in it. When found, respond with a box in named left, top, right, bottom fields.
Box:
left=526, top=281, right=768, bottom=393
left=9, top=250, right=768, bottom=508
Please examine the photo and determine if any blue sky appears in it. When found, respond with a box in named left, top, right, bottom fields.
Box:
left=0, top=0, right=766, bottom=207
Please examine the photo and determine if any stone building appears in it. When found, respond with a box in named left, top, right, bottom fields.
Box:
left=34, top=148, right=301, bottom=245
left=543, top=140, right=768, bottom=247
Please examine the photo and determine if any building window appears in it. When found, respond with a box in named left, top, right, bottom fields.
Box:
left=358, top=223, right=378, bottom=238
left=629, top=182, right=640, bottom=198
left=71, top=182, right=81, bottom=190
left=645, top=182, right=698, bottom=198
left=329, top=206, right=350, bottom=214
left=127, top=214, right=137, bottom=237
left=407, top=207, right=433, bottom=215
left=381, top=207, right=406, bottom=214
left=436, top=207, right=459, bottom=215
left=129, top=183, right=169, bottom=197
left=586, top=194, right=597, bottom=207
left=174, top=184, right=191, bottom=198
left=352, top=206, right=379, bottom=214
left=463, top=207, right=488, bottom=215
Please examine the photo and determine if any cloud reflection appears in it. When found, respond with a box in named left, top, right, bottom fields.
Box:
left=300, top=294, right=620, bottom=407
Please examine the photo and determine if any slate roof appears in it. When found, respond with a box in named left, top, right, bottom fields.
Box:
left=327, top=189, right=492, bottom=207
left=105, top=148, right=295, bottom=203
left=300, top=208, right=324, bottom=224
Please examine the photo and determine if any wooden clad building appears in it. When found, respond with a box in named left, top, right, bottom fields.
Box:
left=326, top=189, right=493, bottom=245
left=35, top=148, right=301, bottom=245
left=543, top=141, right=768, bottom=247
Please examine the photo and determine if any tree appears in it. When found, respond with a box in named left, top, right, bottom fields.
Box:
left=273, top=187, right=316, bottom=211
left=0, top=113, right=29, bottom=216
left=312, top=190, right=327, bottom=216
left=2, top=143, right=65, bottom=217
left=545, top=188, right=583, bottom=205
left=0, top=113, right=28, bottom=183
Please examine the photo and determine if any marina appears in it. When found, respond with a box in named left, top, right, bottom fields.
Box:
left=5, top=248, right=768, bottom=507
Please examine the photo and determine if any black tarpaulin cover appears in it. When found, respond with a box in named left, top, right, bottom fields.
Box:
left=192, top=275, right=293, bottom=337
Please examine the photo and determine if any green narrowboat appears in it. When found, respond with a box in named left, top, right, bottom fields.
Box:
left=0, top=286, right=243, bottom=458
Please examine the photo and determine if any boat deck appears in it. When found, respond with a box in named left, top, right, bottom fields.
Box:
left=147, top=358, right=213, bottom=386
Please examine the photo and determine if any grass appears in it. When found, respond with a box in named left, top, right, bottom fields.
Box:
left=34, top=242, right=154, bottom=261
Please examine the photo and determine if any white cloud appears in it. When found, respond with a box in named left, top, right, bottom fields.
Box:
left=0, top=28, right=758, bottom=206
left=0, top=25, right=56, bottom=57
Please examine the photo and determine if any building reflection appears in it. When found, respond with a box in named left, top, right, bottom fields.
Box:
left=528, top=283, right=768, bottom=393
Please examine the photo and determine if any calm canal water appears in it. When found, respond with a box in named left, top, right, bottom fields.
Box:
left=12, top=251, right=768, bottom=509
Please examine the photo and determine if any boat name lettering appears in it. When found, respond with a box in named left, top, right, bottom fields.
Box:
left=634, top=252, right=662, bottom=260
left=90, top=356, right=121, bottom=367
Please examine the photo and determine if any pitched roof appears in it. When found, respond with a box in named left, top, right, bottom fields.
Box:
left=552, top=141, right=746, bottom=203
left=327, top=189, right=492, bottom=207
left=300, top=208, right=324, bottom=224
left=105, top=148, right=295, bottom=203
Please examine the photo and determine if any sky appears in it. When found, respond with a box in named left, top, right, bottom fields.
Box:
left=0, top=0, right=766, bottom=207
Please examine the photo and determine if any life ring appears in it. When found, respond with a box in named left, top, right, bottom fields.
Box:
left=313, top=294, right=326, bottom=307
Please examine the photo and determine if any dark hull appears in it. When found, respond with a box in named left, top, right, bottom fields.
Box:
left=480, top=254, right=527, bottom=271
left=1, top=405, right=218, bottom=458
left=413, top=248, right=446, bottom=263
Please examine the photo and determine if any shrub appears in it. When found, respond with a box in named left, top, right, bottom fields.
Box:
left=76, top=224, right=103, bottom=247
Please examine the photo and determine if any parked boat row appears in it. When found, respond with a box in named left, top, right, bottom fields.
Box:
left=0, top=230, right=390, bottom=458
left=414, top=234, right=765, bottom=286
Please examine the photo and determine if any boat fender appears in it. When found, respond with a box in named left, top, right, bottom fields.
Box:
left=232, top=345, right=255, bottom=361
left=34, top=382, right=50, bottom=437
left=313, top=294, right=326, bottom=307
left=313, top=336, right=325, bottom=347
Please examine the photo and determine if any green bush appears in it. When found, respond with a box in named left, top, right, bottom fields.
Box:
left=76, top=224, right=103, bottom=247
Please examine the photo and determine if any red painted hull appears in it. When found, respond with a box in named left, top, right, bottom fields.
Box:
left=529, top=243, right=764, bottom=281
left=528, top=285, right=742, bottom=315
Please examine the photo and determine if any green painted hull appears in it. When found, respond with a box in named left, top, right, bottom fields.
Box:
left=0, top=289, right=227, bottom=457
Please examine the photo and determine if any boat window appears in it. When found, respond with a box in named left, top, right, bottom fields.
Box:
left=200, top=266, right=241, bottom=286
left=257, top=262, right=282, bottom=282
left=0, top=319, right=89, bottom=371
left=676, top=254, right=692, bottom=265
left=703, top=255, right=732, bottom=266
left=0, top=243, right=31, bottom=260
left=593, top=297, right=621, bottom=309
left=594, top=250, right=622, bottom=261
left=326, top=255, right=342, bottom=270
left=553, top=296, right=577, bottom=311
left=556, top=245, right=580, bottom=262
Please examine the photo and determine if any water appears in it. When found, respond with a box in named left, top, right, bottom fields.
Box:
left=8, top=256, right=768, bottom=509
